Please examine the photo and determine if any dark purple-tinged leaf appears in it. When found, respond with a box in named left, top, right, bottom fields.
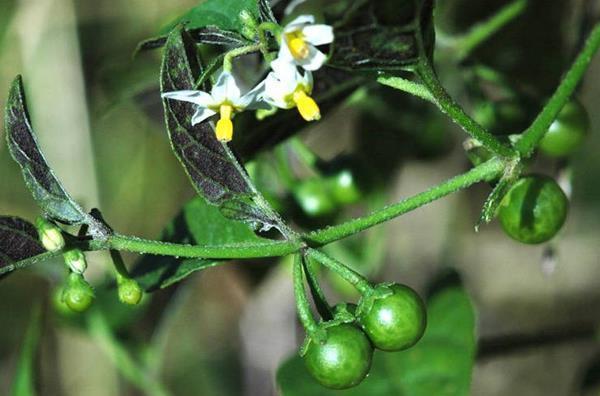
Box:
left=160, top=27, right=280, bottom=231
left=0, top=216, right=44, bottom=269
left=4, top=77, right=110, bottom=238
left=258, top=0, right=277, bottom=23
left=328, top=0, right=435, bottom=72
left=136, top=26, right=252, bottom=53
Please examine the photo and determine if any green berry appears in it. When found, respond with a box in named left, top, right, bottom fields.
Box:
left=303, top=323, right=373, bottom=389
left=539, top=98, right=589, bottom=157
left=63, top=273, right=94, bottom=313
left=358, top=283, right=426, bottom=351
left=293, top=178, right=336, bottom=217
left=498, top=175, right=568, bottom=244
left=326, top=169, right=362, bottom=206
left=118, top=278, right=144, bottom=305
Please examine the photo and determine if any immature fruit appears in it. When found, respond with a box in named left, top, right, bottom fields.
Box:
left=303, top=323, right=373, bottom=389
left=63, top=273, right=94, bottom=313
left=325, top=169, right=362, bottom=206
left=498, top=175, right=568, bottom=244
left=539, top=98, right=589, bottom=157
left=293, top=178, right=336, bottom=217
left=358, top=283, right=426, bottom=351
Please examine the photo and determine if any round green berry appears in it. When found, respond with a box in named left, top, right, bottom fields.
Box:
left=539, top=98, right=589, bottom=157
left=358, top=283, right=426, bottom=351
left=293, top=178, right=336, bottom=217
left=63, top=273, right=94, bottom=313
left=303, top=323, right=373, bottom=389
left=498, top=175, right=568, bottom=244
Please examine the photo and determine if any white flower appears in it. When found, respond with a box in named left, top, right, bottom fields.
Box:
left=278, top=15, right=334, bottom=71
left=162, top=71, right=266, bottom=142
left=262, top=58, right=321, bottom=121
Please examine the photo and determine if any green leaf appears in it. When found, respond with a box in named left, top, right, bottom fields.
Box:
left=0, top=216, right=45, bottom=270
left=258, top=0, right=277, bottom=23
left=11, top=304, right=42, bottom=396
left=328, top=0, right=435, bottom=71
left=132, top=196, right=267, bottom=291
left=277, top=284, right=476, bottom=396
left=160, top=0, right=259, bottom=35
left=4, top=77, right=109, bottom=237
left=160, top=27, right=281, bottom=231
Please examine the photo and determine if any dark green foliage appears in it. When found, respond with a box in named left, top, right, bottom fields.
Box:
left=0, top=216, right=44, bottom=270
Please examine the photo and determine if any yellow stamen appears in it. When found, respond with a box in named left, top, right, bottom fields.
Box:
left=286, top=32, right=310, bottom=60
left=293, top=90, right=321, bottom=121
left=215, top=104, right=234, bottom=142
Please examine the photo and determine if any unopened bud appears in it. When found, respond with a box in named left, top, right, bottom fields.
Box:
left=35, top=217, right=65, bottom=252
left=63, top=249, right=87, bottom=274
left=118, top=278, right=143, bottom=305
left=63, top=272, right=94, bottom=313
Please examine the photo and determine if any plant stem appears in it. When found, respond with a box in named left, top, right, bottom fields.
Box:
left=377, top=75, right=436, bottom=103
left=417, top=60, right=516, bottom=158
left=306, top=158, right=505, bottom=246
left=307, top=249, right=372, bottom=295
left=515, top=22, right=600, bottom=157
left=88, top=234, right=303, bottom=259
left=222, top=43, right=262, bottom=72
left=302, top=254, right=333, bottom=320
left=453, top=0, right=527, bottom=62
left=293, top=254, right=319, bottom=334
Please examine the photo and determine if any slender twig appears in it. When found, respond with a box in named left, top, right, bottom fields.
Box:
left=417, top=60, right=516, bottom=158
left=515, top=22, right=600, bottom=157
left=293, top=254, right=319, bottom=334
left=87, top=234, right=303, bottom=259
left=306, top=249, right=372, bottom=295
left=305, top=158, right=505, bottom=246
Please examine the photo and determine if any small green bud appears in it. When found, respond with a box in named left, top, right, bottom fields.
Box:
left=117, top=278, right=143, bottom=305
left=239, top=10, right=258, bottom=40
left=35, top=217, right=65, bottom=252
left=63, top=272, right=94, bottom=313
left=63, top=249, right=87, bottom=274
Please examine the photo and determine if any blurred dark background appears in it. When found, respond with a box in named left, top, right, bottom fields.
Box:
left=1, top=0, right=599, bottom=395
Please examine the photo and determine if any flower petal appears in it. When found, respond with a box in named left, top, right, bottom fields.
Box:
left=298, top=46, right=327, bottom=71
left=270, top=58, right=300, bottom=90
left=284, top=0, right=307, bottom=15
left=263, top=73, right=292, bottom=109
left=211, top=71, right=241, bottom=103
left=277, top=39, right=295, bottom=63
left=162, top=90, right=214, bottom=107
left=284, top=14, right=315, bottom=32
left=302, top=25, right=334, bottom=46
left=238, top=80, right=270, bottom=110
left=191, top=107, right=217, bottom=125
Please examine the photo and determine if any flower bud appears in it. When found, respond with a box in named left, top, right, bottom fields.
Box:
left=117, top=278, right=144, bottom=306
left=63, top=249, right=87, bottom=274
left=35, top=217, right=65, bottom=252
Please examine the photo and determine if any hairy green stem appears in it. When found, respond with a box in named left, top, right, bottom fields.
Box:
left=306, top=158, right=505, bottom=246
left=515, top=22, right=600, bottom=157
left=377, top=75, right=435, bottom=103
left=293, top=254, right=319, bottom=334
left=222, top=43, right=262, bottom=72
left=307, top=249, right=372, bottom=295
left=302, top=254, right=333, bottom=320
left=417, top=60, right=516, bottom=158
left=88, top=234, right=303, bottom=259
left=453, top=0, right=527, bottom=62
